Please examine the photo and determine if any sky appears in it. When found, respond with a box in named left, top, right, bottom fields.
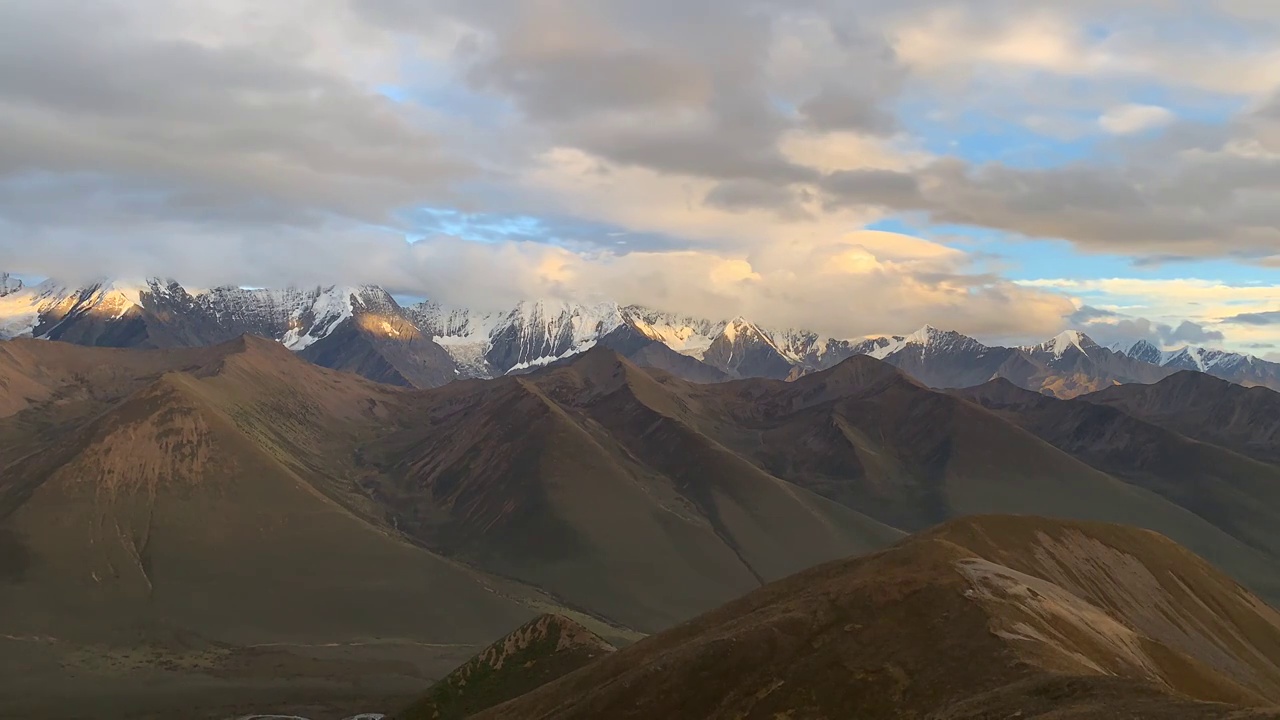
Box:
left=2, top=1, right=1280, bottom=355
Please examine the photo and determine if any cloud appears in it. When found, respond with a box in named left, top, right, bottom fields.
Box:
left=359, top=0, right=911, bottom=187
left=703, top=180, right=811, bottom=220
left=1074, top=314, right=1225, bottom=349
left=814, top=139, right=1280, bottom=260
left=0, top=0, right=472, bottom=237
left=1227, top=310, right=1280, bottom=325
left=1168, top=320, right=1226, bottom=345
left=1068, top=305, right=1120, bottom=322
left=6, top=0, right=1280, bottom=352
left=1098, top=104, right=1175, bottom=135
left=820, top=169, right=924, bottom=209
left=408, top=230, right=1075, bottom=340
left=2, top=220, right=1073, bottom=341
left=1036, top=278, right=1280, bottom=351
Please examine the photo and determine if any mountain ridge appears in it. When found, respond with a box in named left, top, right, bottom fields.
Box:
left=3, top=275, right=1277, bottom=398
left=7, top=337, right=1280, bottom=717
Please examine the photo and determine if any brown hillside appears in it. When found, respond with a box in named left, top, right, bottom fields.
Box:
left=367, top=347, right=904, bottom=633
left=654, top=354, right=1280, bottom=603
left=957, top=379, right=1280, bottom=563
left=475, top=516, right=1280, bottom=720
left=1086, top=371, right=1280, bottom=463
left=0, top=337, right=587, bottom=718
left=0, top=366, right=535, bottom=646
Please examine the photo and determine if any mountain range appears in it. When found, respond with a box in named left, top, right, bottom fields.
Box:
left=5, top=333, right=1280, bottom=717
left=3, top=276, right=1279, bottom=397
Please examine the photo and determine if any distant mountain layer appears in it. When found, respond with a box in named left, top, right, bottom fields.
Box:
left=2, top=276, right=1277, bottom=395
left=445, top=516, right=1280, bottom=719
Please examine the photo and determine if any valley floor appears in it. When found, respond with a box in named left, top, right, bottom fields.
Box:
left=0, top=637, right=466, bottom=720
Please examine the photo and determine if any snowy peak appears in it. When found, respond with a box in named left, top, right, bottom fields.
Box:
left=621, top=305, right=723, bottom=359
left=1109, top=340, right=1263, bottom=374
left=905, top=324, right=940, bottom=346
left=865, top=325, right=987, bottom=360
left=1161, top=346, right=1251, bottom=374
left=410, top=298, right=630, bottom=377
left=1122, top=339, right=1164, bottom=365
left=719, top=316, right=780, bottom=349
left=1024, top=330, right=1100, bottom=358
left=0, top=277, right=409, bottom=351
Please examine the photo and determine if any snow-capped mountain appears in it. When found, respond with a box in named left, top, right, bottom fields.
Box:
left=1015, top=331, right=1175, bottom=396
left=1, top=278, right=380, bottom=347
left=848, top=325, right=1020, bottom=389
left=407, top=300, right=739, bottom=380
left=1111, top=340, right=1280, bottom=392
left=410, top=300, right=626, bottom=377
left=0, top=278, right=455, bottom=387
left=1112, top=339, right=1164, bottom=365
left=4, top=274, right=1279, bottom=395
left=1022, top=330, right=1100, bottom=358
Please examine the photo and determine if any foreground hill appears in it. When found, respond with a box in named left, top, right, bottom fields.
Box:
left=467, top=516, right=1280, bottom=719
left=396, top=614, right=615, bottom=720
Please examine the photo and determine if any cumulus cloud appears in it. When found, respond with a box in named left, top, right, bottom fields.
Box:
left=1072, top=312, right=1226, bottom=350
left=424, top=230, right=1075, bottom=340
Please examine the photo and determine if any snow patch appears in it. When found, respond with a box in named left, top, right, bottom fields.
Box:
left=505, top=339, right=598, bottom=373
